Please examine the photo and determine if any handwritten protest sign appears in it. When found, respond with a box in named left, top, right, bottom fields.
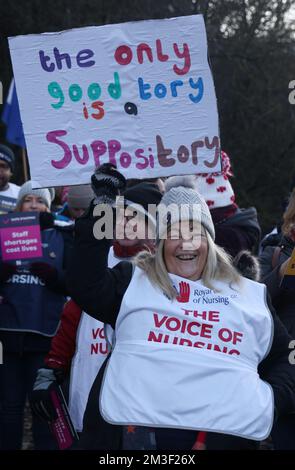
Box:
left=0, top=212, right=42, bottom=262
left=9, top=15, right=220, bottom=188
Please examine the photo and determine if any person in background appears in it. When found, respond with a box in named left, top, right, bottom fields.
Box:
left=259, top=188, right=295, bottom=335
left=0, top=144, right=20, bottom=213
left=0, top=181, right=72, bottom=450
left=259, top=179, right=295, bottom=254
left=50, top=186, right=66, bottom=213
left=196, top=151, right=261, bottom=257
left=259, top=187, right=295, bottom=450
left=55, top=185, right=95, bottom=223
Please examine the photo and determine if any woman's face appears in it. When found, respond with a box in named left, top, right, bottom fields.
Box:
left=21, top=195, right=48, bottom=213
left=164, top=221, right=208, bottom=281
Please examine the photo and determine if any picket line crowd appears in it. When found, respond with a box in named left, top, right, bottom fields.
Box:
left=0, top=143, right=295, bottom=451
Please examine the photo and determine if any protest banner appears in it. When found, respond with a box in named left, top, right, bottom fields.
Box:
left=0, top=212, right=43, bottom=262
left=9, top=14, right=220, bottom=188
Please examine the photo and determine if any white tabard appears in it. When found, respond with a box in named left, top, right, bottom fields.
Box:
left=100, top=267, right=274, bottom=440
left=68, top=247, right=118, bottom=431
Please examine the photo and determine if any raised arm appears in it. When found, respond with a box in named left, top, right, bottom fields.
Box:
left=67, top=164, right=133, bottom=329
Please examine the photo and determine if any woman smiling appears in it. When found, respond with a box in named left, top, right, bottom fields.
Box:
left=67, top=164, right=295, bottom=450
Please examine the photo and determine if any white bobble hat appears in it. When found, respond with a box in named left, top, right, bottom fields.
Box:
left=17, top=180, right=55, bottom=209
left=157, top=175, right=215, bottom=241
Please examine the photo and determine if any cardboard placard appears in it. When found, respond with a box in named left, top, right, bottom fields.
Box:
left=9, top=14, right=220, bottom=187
left=0, top=212, right=43, bottom=262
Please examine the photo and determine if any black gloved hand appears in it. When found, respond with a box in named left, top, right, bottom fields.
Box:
left=30, top=262, right=58, bottom=285
left=91, top=163, right=126, bottom=205
left=30, top=368, right=65, bottom=422
left=0, top=262, right=17, bottom=283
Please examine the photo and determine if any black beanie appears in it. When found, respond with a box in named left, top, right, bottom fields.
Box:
left=0, top=144, right=15, bottom=172
left=123, top=182, right=162, bottom=212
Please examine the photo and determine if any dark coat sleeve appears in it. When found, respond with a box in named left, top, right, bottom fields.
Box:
left=258, top=293, right=295, bottom=417
left=261, top=266, right=282, bottom=302
left=67, top=210, right=133, bottom=329
left=259, top=245, right=291, bottom=306
left=45, top=299, right=82, bottom=371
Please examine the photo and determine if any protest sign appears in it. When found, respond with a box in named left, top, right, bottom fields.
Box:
left=0, top=195, right=17, bottom=214
left=9, top=14, right=220, bottom=188
left=0, top=212, right=42, bottom=262
left=49, top=385, right=79, bottom=450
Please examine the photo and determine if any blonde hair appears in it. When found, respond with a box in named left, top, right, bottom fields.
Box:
left=282, top=188, right=295, bottom=237
left=134, top=229, right=241, bottom=300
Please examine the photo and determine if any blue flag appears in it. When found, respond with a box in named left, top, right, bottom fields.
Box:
left=2, top=79, right=26, bottom=148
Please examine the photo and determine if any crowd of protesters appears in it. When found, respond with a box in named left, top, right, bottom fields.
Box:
left=0, top=143, right=295, bottom=451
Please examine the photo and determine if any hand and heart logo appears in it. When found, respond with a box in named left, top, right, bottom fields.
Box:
left=176, top=281, right=190, bottom=303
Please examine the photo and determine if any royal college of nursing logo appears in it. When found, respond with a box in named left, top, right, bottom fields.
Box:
left=176, top=281, right=190, bottom=303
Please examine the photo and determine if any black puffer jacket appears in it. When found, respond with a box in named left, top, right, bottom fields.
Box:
left=259, top=235, right=295, bottom=337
